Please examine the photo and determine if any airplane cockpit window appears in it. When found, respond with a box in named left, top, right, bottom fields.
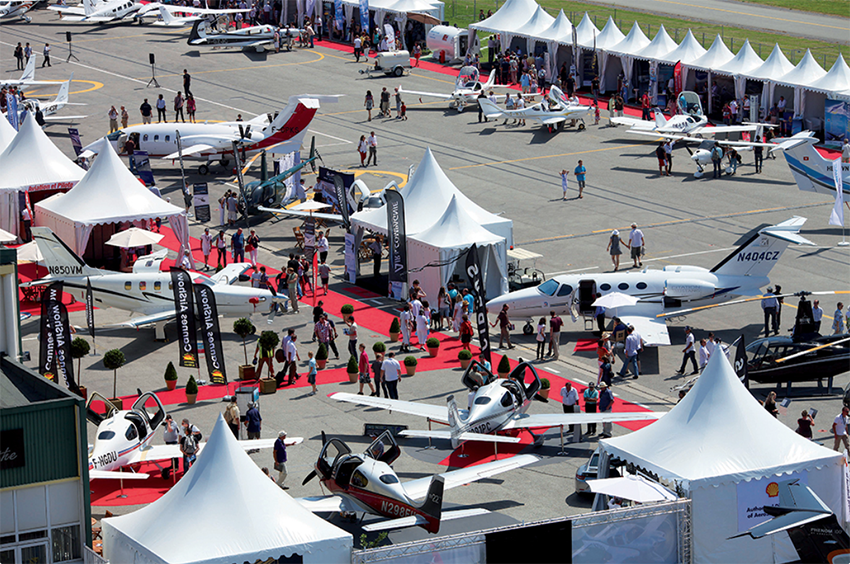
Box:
left=456, top=66, right=480, bottom=88
left=507, top=362, right=541, bottom=399
left=474, top=396, right=492, bottom=405
left=333, top=455, right=362, bottom=489
left=125, top=412, right=148, bottom=440
left=106, top=130, right=124, bottom=141
left=746, top=341, right=768, bottom=362
left=677, top=92, right=703, bottom=117
left=536, top=279, right=558, bottom=296
left=556, top=284, right=573, bottom=297
left=379, top=474, right=399, bottom=484
left=125, top=425, right=138, bottom=441
left=97, top=431, right=115, bottom=441
left=500, top=391, right=514, bottom=408
left=318, top=438, right=351, bottom=480
left=461, top=360, right=496, bottom=391
left=350, top=469, right=369, bottom=489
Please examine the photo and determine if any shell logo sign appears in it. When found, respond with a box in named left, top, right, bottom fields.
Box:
left=765, top=482, right=780, bottom=497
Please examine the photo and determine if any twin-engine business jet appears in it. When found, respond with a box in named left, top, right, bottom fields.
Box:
left=333, top=361, right=664, bottom=448
left=297, top=431, right=537, bottom=533
left=477, top=85, right=593, bottom=132
left=485, top=218, right=814, bottom=346
left=187, top=19, right=277, bottom=51
left=49, top=0, right=143, bottom=22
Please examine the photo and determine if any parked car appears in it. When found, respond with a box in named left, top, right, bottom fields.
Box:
left=575, top=448, right=601, bottom=494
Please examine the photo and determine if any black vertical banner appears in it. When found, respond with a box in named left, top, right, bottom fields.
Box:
left=54, top=302, right=79, bottom=395
left=734, top=336, right=749, bottom=389
left=170, top=268, right=198, bottom=368
left=85, top=278, right=95, bottom=340
left=193, top=284, right=227, bottom=384
left=385, top=190, right=407, bottom=299
left=39, top=282, right=62, bottom=381
left=465, top=244, right=491, bottom=366
left=333, top=174, right=350, bottom=231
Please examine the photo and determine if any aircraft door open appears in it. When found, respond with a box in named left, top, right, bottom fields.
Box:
left=365, top=431, right=401, bottom=466
left=318, top=438, right=351, bottom=481
left=85, top=392, right=120, bottom=426
left=578, top=280, right=597, bottom=316
left=131, top=392, right=166, bottom=430
left=461, top=360, right=496, bottom=391
left=507, top=361, right=541, bottom=400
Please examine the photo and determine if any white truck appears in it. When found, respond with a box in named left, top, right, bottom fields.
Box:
left=358, top=51, right=411, bottom=78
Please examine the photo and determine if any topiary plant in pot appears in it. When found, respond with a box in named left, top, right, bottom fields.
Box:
left=404, top=355, right=418, bottom=376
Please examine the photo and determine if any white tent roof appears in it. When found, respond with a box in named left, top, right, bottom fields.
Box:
left=809, top=53, right=850, bottom=94
left=0, top=117, right=16, bottom=155
left=745, top=43, right=795, bottom=81
left=574, top=12, right=600, bottom=48
left=36, top=140, right=185, bottom=225
left=468, top=0, right=539, bottom=34
left=601, top=350, right=842, bottom=488
left=350, top=148, right=513, bottom=244
left=0, top=115, right=84, bottom=192
left=512, top=5, right=555, bottom=38
left=713, top=39, right=763, bottom=76
left=658, top=29, right=706, bottom=64
left=103, top=417, right=351, bottom=564
left=414, top=194, right=503, bottom=249
left=594, top=16, right=625, bottom=50
left=534, top=9, right=573, bottom=44
left=381, top=0, right=441, bottom=14
left=634, top=25, right=678, bottom=61
left=774, top=49, right=827, bottom=88
left=608, top=22, right=651, bottom=56
left=688, top=34, right=734, bottom=70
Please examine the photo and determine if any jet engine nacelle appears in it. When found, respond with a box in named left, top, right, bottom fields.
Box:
left=664, top=279, right=716, bottom=300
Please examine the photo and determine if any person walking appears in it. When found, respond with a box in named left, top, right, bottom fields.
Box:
left=306, top=351, right=318, bottom=395
left=655, top=142, right=667, bottom=176
left=244, top=402, right=262, bottom=438
left=598, top=382, right=614, bottom=437
left=179, top=426, right=197, bottom=472
left=140, top=98, right=153, bottom=124
left=286, top=267, right=299, bottom=313
left=560, top=381, right=580, bottom=433
left=215, top=230, right=227, bottom=267
left=186, top=95, right=196, bottom=123
left=353, top=34, right=362, bottom=62
left=14, top=43, right=23, bottom=71
left=200, top=228, right=213, bottom=270
left=381, top=352, right=401, bottom=400
left=230, top=228, right=245, bottom=263
left=379, top=87, right=390, bottom=118
left=41, top=44, right=51, bottom=67
left=574, top=160, right=586, bottom=199
left=108, top=106, right=119, bottom=133
left=761, top=288, right=778, bottom=336
left=664, top=140, right=674, bottom=175
left=316, top=231, right=329, bottom=263
left=400, top=303, right=413, bottom=352
left=619, top=325, right=641, bottom=379
left=246, top=229, right=260, bottom=266
left=548, top=311, right=563, bottom=359
left=833, top=406, right=849, bottom=452
left=182, top=69, right=192, bottom=97
left=394, top=87, right=403, bottom=119
left=364, top=90, right=374, bottom=121
left=173, top=91, right=185, bottom=123
left=317, top=314, right=340, bottom=359
left=711, top=142, right=723, bottom=179
left=345, top=316, right=358, bottom=357
left=224, top=397, right=240, bottom=438
left=358, top=134, right=368, bottom=166
left=156, top=94, right=167, bottom=123
left=273, top=431, right=289, bottom=489
left=812, top=300, right=824, bottom=334
left=366, top=131, right=377, bottom=166
left=284, top=334, right=300, bottom=385
left=357, top=343, right=377, bottom=396
left=559, top=169, right=569, bottom=200
left=675, top=326, right=699, bottom=375
left=754, top=139, right=764, bottom=173
left=628, top=223, right=645, bottom=268
left=23, top=42, right=31, bottom=63
left=372, top=351, right=388, bottom=398
left=491, top=304, right=514, bottom=349
left=834, top=302, right=846, bottom=335
left=120, top=106, right=129, bottom=129
left=606, top=229, right=627, bottom=271
left=583, top=381, right=598, bottom=436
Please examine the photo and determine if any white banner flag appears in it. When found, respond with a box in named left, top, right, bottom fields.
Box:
left=829, top=157, right=844, bottom=227
left=384, top=23, right=394, bottom=48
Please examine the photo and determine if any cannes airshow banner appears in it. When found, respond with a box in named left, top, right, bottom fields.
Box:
left=736, top=471, right=808, bottom=533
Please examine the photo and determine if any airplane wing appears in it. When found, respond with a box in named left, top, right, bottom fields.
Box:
left=42, top=115, right=88, bottom=121
left=500, top=411, right=665, bottom=431
left=611, top=116, right=655, bottom=128
left=48, top=5, right=84, bottom=13
left=256, top=206, right=344, bottom=223
left=733, top=511, right=832, bottom=539
left=541, top=116, right=567, bottom=125
left=618, top=314, right=671, bottom=346
left=397, top=87, right=452, bottom=100
left=83, top=16, right=119, bottom=22
left=399, top=429, right=521, bottom=444
left=402, top=454, right=538, bottom=500
left=700, top=124, right=760, bottom=135
left=246, top=39, right=274, bottom=48
left=330, top=392, right=449, bottom=423
left=296, top=495, right=354, bottom=513
left=89, top=470, right=150, bottom=480
left=208, top=262, right=252, bottom=285
left=362, top=508, right=489, bottom=532
left=127, top=437, right=301, bottom=465
left=115, top=310, right=177, bottom=329
left=163, top=143, right=218, bottom=160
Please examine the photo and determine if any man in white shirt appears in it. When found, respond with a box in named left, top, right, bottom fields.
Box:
left=698, top=338, right=710, bottom=369
left=812, top=300, right=824, bottom=334
left=618, top=326, right=642, bottom=379
left=560, top=382, right=580, bottom=433
left=381, top=352, right=401, bottom=399
left=365, top=131, right=377, bottom=166
left=833, top=406, right=849, bottom=452
left=761, top=288, right=778, bottom=336
left=628, top=223, right=645, bottom=268
left=676, top=326, right=699, bottom=375
left=353, top=36, right=362, bottom=62
left=20, top=206, right=32, bottom=242
left=409, top=298, right=422, bottom=319
left=399, top=304, right=413, bottom=353
left=285, top=334, right=300, bottom=386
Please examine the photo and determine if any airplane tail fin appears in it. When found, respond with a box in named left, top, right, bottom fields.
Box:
left=31, top=227, right=101, bottom=278
left=261, top=96, right=322, bottom=147
left=654, top=110, right=667, bottom=129
left=158, top=4, right=176, bottom=25
left=477, top=97, right=503, bottom=118
left=482, top=69, right=496, bottom=89
left=771, top=131, right=847, bottom=196
left=710, top=217, right=814, bottom=278
left=417, top=476, right=444, bottom=532
left=188, top=19, right=207, bottom=43
left=19, top=53, right=35, bottom=82
left=54, top=75, right=72, bottom=108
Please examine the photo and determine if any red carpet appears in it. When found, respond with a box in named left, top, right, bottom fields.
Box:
left=90, top=461, right=177, bottom=507
left=342, top=286, right=381, bottom=299
left=573, top=339, right=599, bottom=352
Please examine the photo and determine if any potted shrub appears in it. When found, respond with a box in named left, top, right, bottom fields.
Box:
left=404, top=356, right=417, bottom=376
left=70, top=337, right=90, bottom=399
left=346, top=355, right=359, bottom=383
left=372, top=341, right=386, bottom=355
left=163, top=361, right=178, bottom=391
left=426, top=337, right=440, bottom=358
left=103, top=349, right=126, bottom=409
left=185, top=375, right=199, bottom=405
left=497, top=355, right=511, bottom=378
left=257, top=331, right=280, bottom=394
left=538, top=378, right=551, bottom=400
left=233, top=317, right=256, bottom=380
left=341, top=304, right=354, bottom=322
left=389, top=318, right=401, bottom=342
left=316, top=343, right=328, bottom=370
left=458, top=349, right=473, bottom=369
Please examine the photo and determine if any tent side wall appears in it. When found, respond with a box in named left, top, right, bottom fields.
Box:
left=33, top=203, right=86, bottom=256
left=103, top=522, right=168, bottom=564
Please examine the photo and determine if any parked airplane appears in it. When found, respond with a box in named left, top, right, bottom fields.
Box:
left=20, top=76, right=88, bottom=125
left=772, top=130, right=850, bottom=196
left=85, top=391, right=302, bottom=480
left=84, top=94, right=337, bottom=175
left=399, top=66, right=525, bottom=112
left=478, top=86, right=593, bottom=132
left=485, top=217, right=814, bottom=346
left=187, top=19, right=277, bottom=51
left=0, top=0, right=35, bottom=22
left=297, top=430, right=537, bottom=532
left=50, top=0, right=144, bottom=22
left=0, top=55, right=66, bottom=88
left=139, top=3, right=249, bottom=26
left=333, top=361, right=664, bottom=448
left=23, top=227, right=279, bottom=337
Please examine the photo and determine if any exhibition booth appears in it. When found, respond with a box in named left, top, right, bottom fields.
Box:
left=600, top=352, right=847, bottom=564
left=103, top=417, right=352, bottom=564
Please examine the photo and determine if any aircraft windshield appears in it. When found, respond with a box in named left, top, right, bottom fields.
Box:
left=461, top=360, right=497, bottom=391
left=456, top=66, right=480, bottom=88
left=677, top=92, right=703, bottom=117
left=537, top=279, right=558, bottom=296
left=365, top=431, right=401, bottom=465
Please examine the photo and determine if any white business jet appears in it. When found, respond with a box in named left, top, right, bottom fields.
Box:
left=333, top=361, right=664, bottom=449
left=49, top=0, right=144, bottom=23
left=0, top=0, right=35, bottom=22
left=85, top=391, right=302, bottom=480
left=24, top=227, right=278, bottom=338
left=485, top=217, right=814, bottom=346
left=477, top=86, right=593, bottom=132
left=138, top=3, right=249, bottom=27
left=21, top=76, right=88, bottom=125
left=84, top=94, right=338, bottom=175
left=187, top=18, right=277, bottom=51
left=771, top=130, right=850, bottom=196
left=399, top=66, right=524, bottom=112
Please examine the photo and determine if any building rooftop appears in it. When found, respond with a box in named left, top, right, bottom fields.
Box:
left=0, top=355, right=75, bottom=409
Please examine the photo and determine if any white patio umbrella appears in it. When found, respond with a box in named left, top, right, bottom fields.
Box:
left=588, top=474, right=677, bottom=503
left=105, top=227, right=165, bottom=248
left=0, top=228, right=16, bottom=243
left=290, top=200, right=331, bottom=212
left=592, top=292, right=639, bottom=309
left=15, top=241, right=44, bottom=278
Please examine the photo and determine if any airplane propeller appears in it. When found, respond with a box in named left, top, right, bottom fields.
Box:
left=301, top=431, right=327, bottom=486
left=656, top=290, right=850, bottom=318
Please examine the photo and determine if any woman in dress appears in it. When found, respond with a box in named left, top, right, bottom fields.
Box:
left=415, top=306, right=430, bottom=350
left=437, top=287, right=450, bottom=330
left=364, top=90, right=374, bottom=122
left=535, top=317, right=546, bottom=360
left=358, top=134, right=368, bottom=166
left=606, top=230, right=628, bottom=272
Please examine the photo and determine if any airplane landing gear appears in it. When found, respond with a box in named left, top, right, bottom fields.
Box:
left=198, top=164, right=209, bottom=175
left=694, top=166, right=704, bottom=179
left=523, top=322, right=534, bottom=336
left=577, top=122, right=586, bottom=131
left=219, top=158, right=230, bottom=169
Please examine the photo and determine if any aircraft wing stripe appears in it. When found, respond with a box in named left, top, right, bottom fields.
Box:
left=501, top=412, right=665, bottom=430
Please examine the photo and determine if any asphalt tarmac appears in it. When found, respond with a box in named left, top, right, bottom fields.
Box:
left=4, top=12, right=848, bottom=548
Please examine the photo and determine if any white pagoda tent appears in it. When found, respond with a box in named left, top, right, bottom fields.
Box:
left=606, top=22, right=651, bottom=94
left=468, top=0, right=540, bottom=55
left=809, top=54, right=850, bottom=95
left=745, top=43, right=796, bottom=111
left=687, top=35, right=734, bottom=112
left=591, top=17, right=625, bottom=92
left=534, top=10, right=574, bottom=81
left=0, top=116, right=15, bottom=154
left=713, top=40, right=764, bottom=108
left=512, top=5, right=555, bottom=58
left=774, top=49, right=827, bottom=117
left=573, top=12, right=600, bottom=49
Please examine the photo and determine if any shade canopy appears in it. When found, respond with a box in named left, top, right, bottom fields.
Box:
left=809, top=53, right=850, bottom=94
left=468, top=0, right=539, bottom=34
left=713, top=39, right=763, bottom=77
left=774, top=49, right=827, bottom=88
left=658, top=29, right=705, bottom=64
left=635, top=25, right=677, bottom=61
left=745, top=43, right=795, bottom=81
left=593, top=16, right=625, bottom=50
left=688, top=35, right=734, bottom=71
left=592, top=292, right=639, bottom=309
left=14, top=241, right=43, bottom=263
left=103, top=416, right=352, bottom=564
left=608, top=22, right=651, bottom=56
left=0, top=115, right=84, bottom=193
left=0, top=228, right=15, bottom=244
left=291, top=200, right=332, bottom=212
left=105, top=227, right=165, bottom=248
left=588, top=474, right=678, bottom=503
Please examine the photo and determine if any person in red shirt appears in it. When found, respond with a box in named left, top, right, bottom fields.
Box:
left=460, top=315, right=474, bottom=350
left=641, top=92, right=651, bottom=121
left=358, top=343, right=377, bottom=396
left=548, top=311, right=563, bottom=360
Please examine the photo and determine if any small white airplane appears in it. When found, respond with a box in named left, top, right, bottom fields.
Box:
left=399, top=66, right=525, bottom=112
left=333, top=361, right=664, bottom=448
left=50, top=0, right=144, bottom=22
left=138, top=3, right=249, bottom=27
left=0, top=0, right=35, bottom=22
left=84, top=94, right=337, bottom=175
left=24, top=227, right=279, bottom=337
left=187, top=19, right=277, bottom=51
left=85, top=391, right=302, bottom=480
left=0, top=55, right=67, bottom=88
left=486, top=217, right=814, bottom=346
left=771, top=130, right=850, bottom=196
left=297, top=431, right=537, bottom=533
left=21, top=76, right=88, bottom=125
left=477, top=86, right=594, bottom=132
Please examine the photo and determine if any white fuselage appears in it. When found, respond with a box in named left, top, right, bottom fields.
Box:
left=0, top=0, right=33, bottom=20
left=103, top=121, right=267, bottom=159
left=88, top=411, right=156, bottom=474
left=458, top=380, right=530, bottom=436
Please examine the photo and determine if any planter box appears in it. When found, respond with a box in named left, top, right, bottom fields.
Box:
left=239, top=365, right=256, bottom=380
left=405, top=365, right=417, bottom=376
left=165, top=380, right=177, bottom=391
left=498, top=372, right=509, bottom=379
left=427, top=347, right=439, bottom=358
left=537, top=388, right=550, bottom=400
left=77, top=385, right=87, bottom=400
left=460, top=359, right=471, bottom=370
left=185, top=393, right=197, bottom=405
left=348, top=371, right=359, bottom=383
left=390, top=332, right=400, bottom=342
left=259, top=378, right=277, bottom=394
left=317, top=359, right=327, bottom=370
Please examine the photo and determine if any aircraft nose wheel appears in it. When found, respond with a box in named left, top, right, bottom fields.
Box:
left=198, top=164, right=209, bottom=175
left=219, top=158, right=230, bottom=169
left=694, top=170, right=704, bottom=179
left=523, top=322, right=534, bottom=335
left=578, top=123, right=586, bottom=131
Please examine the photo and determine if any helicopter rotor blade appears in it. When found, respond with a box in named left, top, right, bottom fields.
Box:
left=776, top=336, right=850, bottom=363
left=656, top=290, right=850, bottom=319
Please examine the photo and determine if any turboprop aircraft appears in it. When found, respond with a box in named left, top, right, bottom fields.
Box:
left=83, top=94, right=338, bottom=175
left=771, top=130, right=850, bottom=196
left=138, top=3, right=249, bottom=26
left=187, top=19, right=278, bottom=51
left=20, top=76, right=88, bottom=125
left=485, top=217, right=814, bottom=346
left=332, top=361, right=664, bottom=449
left=296, top=430, right=537, bottom=533
left=23, top=227, right=279, bottom=338
left=85, top=391, right=302, bottom=480
left=399, top=66, right=526, bottom=112
left=0, top=0, right=35, bottom=22
left=477, top=85, right=593, bottom=132
left=49, top=0, right=144, bottom=23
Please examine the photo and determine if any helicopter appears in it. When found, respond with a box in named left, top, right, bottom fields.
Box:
left=241, top=137, right=321, bottom=215
left=296, top=430, right=537, bottom=533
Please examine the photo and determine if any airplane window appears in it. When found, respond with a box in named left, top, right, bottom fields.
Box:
left=97, top=431, right=115, bottom=440
left=154, top=281, right=161, bottom=291
left=165, top=135, right=170, bottom=142
left=124, top=282, right=132, bottom=290
left=154, top=135, right=159, bottom=141
left=143, top=134, right=148, bottom=142
left=536, top=279, right=558, bottom=296
left=125, top=425, right=138, bottom=441
left=500, top=392, right=513, bottom=408
left=106, top=130, right=123, bottom=141
left=618, top=283, right=629, bottom=291
left=600, top=283, right=611, bottom=291
left=556, top=284, right=573, bottom=297
left=474, top=396, right=491, bottom=405
left=139, top=282, right=146, bottom=291
left=379, top=474, right=399, bottom=485
left=169, top=282, right=173, bottom=290
left=350, top=470, right=368, bottom=489
left=636, top=282, right=647, bottom=290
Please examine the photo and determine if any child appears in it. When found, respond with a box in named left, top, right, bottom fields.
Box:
left=306, top=351, right=318, bottom=396
left=594, top=104, right=600, bottom=126
left=559, top=169, right=569, bottom=200
left=399, top=102, right=407, bottom=120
